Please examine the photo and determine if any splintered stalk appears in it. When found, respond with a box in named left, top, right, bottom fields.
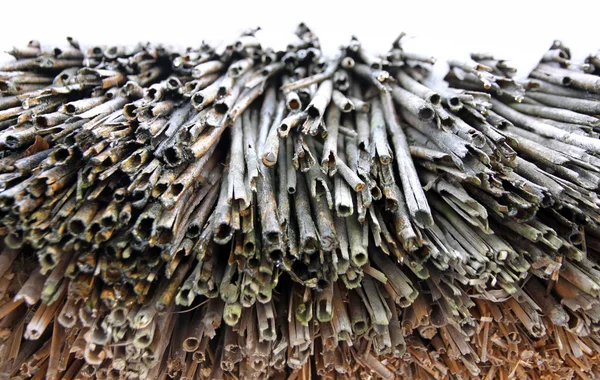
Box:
left=321, top=102, right=340, bottom=175
left=277, top=134, right=291, bottom=229
left=303, top=79, right=333, bottom=135
left=257, top=163, right=282, bottom=261
left=397, top=71, right=441, bottom=105
left=370, top=97, right=392, bottom=165
left=156, top=259, right=192, bottom=312
left=490, top=98, right=600, bottom=153
left=510, top=101, right=600, bottom=127
left=306, top=174, right=337, bottom=252
left=261, top=100, right=286, bottom=166
left=228, top=117, right=250, bottom=211
left=294, top=172, right=319, bottom=255
left=279, top=111, right=306, bottom=138
left=390, top=84, right=435, bottom=121
left=346, top=212, right=367, bottom=267
left=369, top=248, right=418, bottom=307
left=334, top=140, right=354, bottom=217
left=381, top=91, right=433, bottom=227
left=332, top=90, right=355, bottom=113
left=331, top=283, right=352, bottom=342
left=214, top=165, right=233, bottom=245
left=14, top=269, right=46, bottom=305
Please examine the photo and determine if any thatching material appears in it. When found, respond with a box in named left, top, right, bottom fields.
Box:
left=0, top=28, right=600, bottom=379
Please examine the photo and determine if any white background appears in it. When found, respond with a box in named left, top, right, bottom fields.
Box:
left=0, top=0, right=599, bottom=80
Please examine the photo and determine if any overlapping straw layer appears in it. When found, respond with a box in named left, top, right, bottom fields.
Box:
left=0, top=26, right=600, bottom=379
